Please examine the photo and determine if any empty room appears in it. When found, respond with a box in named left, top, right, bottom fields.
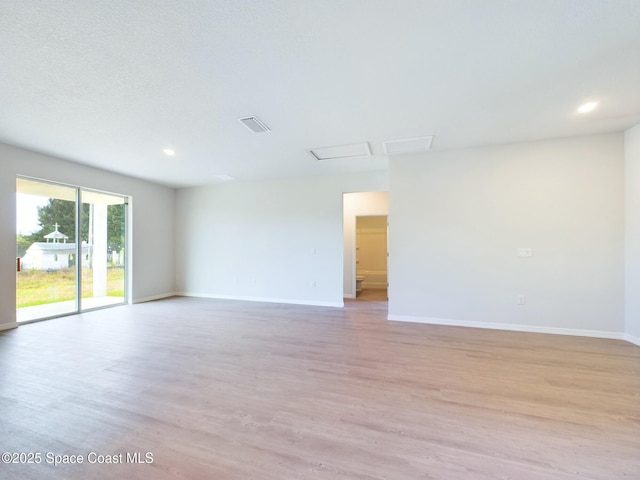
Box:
left=1, top=1, right=639, bottom=479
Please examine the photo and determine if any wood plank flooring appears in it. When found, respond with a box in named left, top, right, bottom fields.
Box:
left=0, top=296, right=638, bottom=479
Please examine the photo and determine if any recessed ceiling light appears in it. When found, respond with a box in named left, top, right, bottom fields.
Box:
left=577, top=101, right=599, bottom=114
left=163, top=148, right=176, bottom=156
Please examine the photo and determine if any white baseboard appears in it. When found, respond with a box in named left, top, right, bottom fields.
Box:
left=624, top=333, right=640, bottom=347
left=0, top=322, right=18, bottom=332
left=177, top=292, right=344, bottom=308
left=343, top=293, right=356, bottom=299
left=388, top=314, right=628, bottom=342
left=132, top=292, right=178, bottom=304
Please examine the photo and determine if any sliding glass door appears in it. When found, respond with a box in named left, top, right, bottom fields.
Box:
left=16, top=178, right=79, bottom=322
left=81, top=190, right=127, bottom=309
left=16, top=177, right=128, bottom=322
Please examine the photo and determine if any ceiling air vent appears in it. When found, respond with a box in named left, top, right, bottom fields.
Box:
left=309, top=142, right=372, bottom=161
left=383, top=135, right=434, bottom=156
left=238, top=116, right=270, bottom=134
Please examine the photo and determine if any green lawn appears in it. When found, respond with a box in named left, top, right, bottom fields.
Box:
left=17, top=267, right=125, bottom=308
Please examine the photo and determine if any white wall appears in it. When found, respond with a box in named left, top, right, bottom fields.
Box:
left=176, top=172, right=388, bottom=307
left=625, top=123, right=640, bottom=344
left=343, top=191, right=389, bottom=297
left=389, top=134, right=625, bottom=337
left=0, top=143, right=176, bottom=330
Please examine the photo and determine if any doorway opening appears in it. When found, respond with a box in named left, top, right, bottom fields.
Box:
left=355, top=215, right=388, bottom=301
left=343, top=191, right=389, bottom=304
left=16, top=177, right=128, bottom=323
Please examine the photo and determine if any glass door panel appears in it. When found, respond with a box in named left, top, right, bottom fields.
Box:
left=16, top=178, right=78, bottom=322
left=80, top=190, right=126, bottom=310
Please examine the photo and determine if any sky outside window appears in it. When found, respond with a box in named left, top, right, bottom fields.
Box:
left=16, top=193, right=48, bottom=235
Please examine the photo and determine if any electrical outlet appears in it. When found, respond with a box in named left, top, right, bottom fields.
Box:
left=517, top=295, right=526, bottom=305
left=517, top=248, right=532, bottom=257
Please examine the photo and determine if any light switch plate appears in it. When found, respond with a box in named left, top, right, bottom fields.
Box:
left=517, top=248, right=532, bottom=257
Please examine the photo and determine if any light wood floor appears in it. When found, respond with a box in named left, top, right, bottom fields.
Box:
left=355, top=288, right=388, bottom=302
left=0, top=296, right=638, bottom=479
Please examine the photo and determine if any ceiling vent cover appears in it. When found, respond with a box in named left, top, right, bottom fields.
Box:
left=238, top=116, right=270, bottom=134
left=383, top=135, right=433, bottom=156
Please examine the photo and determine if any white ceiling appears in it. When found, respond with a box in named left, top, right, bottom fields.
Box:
left=1, top=1, right=639, bottom=188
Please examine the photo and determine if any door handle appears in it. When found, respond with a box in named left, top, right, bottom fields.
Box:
left=16, top=257, right=21, bottom=272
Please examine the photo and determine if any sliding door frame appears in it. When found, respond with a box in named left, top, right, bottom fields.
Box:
left=78, top=186, right=129, bottom=313
left=16, top=175, right=130, bottom=324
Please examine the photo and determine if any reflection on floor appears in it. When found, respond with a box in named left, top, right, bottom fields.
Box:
left=17, top=296, right=125, bottom=323
left=344, top=289, right=388, bottom=318
left=355, top=288, right=388, bottom=302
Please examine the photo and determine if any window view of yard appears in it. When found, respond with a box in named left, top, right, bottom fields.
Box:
left=16, top=267, right=125, bottom=308
left=16, top=178, right=127, bottom=321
